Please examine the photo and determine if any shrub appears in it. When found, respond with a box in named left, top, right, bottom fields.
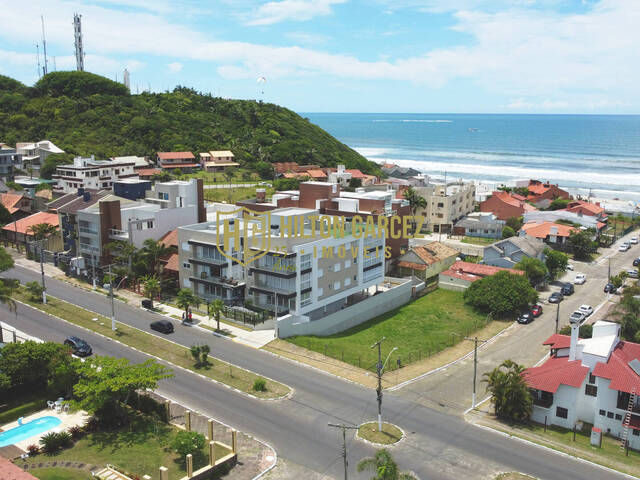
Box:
left=39, top=431, right=73, bottom=453
left=253, top=378, right=267, bottom=392
left=171, top=430, right=206, bottom=457
left=26, top=444, right=39, bottom=456
left=68, top=425, right=83, bottom=439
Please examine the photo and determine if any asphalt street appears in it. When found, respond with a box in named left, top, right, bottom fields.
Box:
left=3, top=260, right=633, bottom=479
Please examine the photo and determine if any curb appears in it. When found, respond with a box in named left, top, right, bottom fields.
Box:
left=14, top=298, right=293, bottom=403
left=355, top=422, right=406, bottom=449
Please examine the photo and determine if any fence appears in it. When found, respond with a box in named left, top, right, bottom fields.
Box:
left=0, top=324, right=40, bottom=345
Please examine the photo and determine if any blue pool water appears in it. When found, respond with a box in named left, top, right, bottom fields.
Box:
left=0, top=416, right=62, bottom=447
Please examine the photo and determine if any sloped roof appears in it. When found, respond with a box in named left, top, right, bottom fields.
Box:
left=346, top=169, right=367, bottom=179
left=136, top=168, right=163, bottom=177
left=47, top=190, right=110, bottom=214
left=209, top=150, right=234, bottom=157
left=0, top=457, right=38, bottom=480
left=441, top=260, right=525, bottom=279
left=159, top=229, right=178, bottom=248
left=163, top=252, right=179, bottom=272
left=565, top=201, right=605, bottom=216
left=491, top=236, right=545, bottom=258
left=543, top=333, right=574, bottom=350
left=157, top=151, right=195, bottom=160
left=306, top=169, right=327, bottom=179
left=2, top=211, right=59, bottom=235
left=1, top=193, right=24, bottom=214
left=398, top=243, right=458, bottom=267
left=521, top=221, right=579, bottom=239
left=592, top=341, right=640, bottom=394
left=522, top=355, right=590, bottom=393
left=35, top=189, right=53, bottom=200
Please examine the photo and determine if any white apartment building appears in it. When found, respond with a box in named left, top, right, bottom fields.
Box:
left=177, top=207, right=386, bottom=315
left=524, top=321, right=640, bottom=449
left=52, top=156, right=138, bottom=194
left=414, top=180, right=476, bottom=233
left=16, top=140, right=64, bottom=171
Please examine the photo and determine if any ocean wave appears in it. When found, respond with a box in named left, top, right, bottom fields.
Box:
left=371, top=119, right=453, bottom=123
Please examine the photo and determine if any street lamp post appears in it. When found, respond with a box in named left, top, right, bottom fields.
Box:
left=555, top=302, right=560, bottom=334
left=370, top=337, right=397, bottom=431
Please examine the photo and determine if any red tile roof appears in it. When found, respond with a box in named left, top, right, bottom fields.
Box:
left=592, top=341, right=640, bottom=395
left=1, top=193, right=24, bottom=214
left=346, top=169, right=367, bottom=179
left=397, top=261, right=427, bottom=271
left=0, top=457, right=39, bottom=480
left=521, top=221, right=579, bottom=239
left=136, top=168, right=163, bottom=177
left=306, top=169, right=327, bottom=179
left=273, top=162, right=299, bottom=173
left=163, top=252, right=179, bottom=272
left=159, top=229, right=178, bottom=248
left=442, top=261, right=525, bottom=277
left=565, top=201, right=605, bottom=216
left=159, top=163, right=199, bottom=169
left=157, top=151, right=195, bottom=160
left=543, top=334, right=573, bottom=350
left=523, top=355, right=590, bottom=393
left=2, top=211, right=59, bottom=235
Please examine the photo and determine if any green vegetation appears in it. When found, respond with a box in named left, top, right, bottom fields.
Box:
left=203, top=186, right=274, bottom=203
left=568, top=229, right=598, bottom=261
left=357, top=449, right=417, bottom=480
left=19, top=413, right=231, bottom=480
left=464, top=271, right=538, bottom=316
left=0, top=391, right=47, bottom=424
left=253, top=378, right=267, bottom=392
left=13, top=288, right=289, bottom=398
left=612, top=285, right=640, bottom=342
left=28, top=467, right=90, bottom=480
left=514, top=257, right=548, bottom=287
left=171, top=430, right=206, bottom=457
left=0, top=71, right=378, bottom=175
left=501, top=226, right=516, bottom=239
left=357, top=423, right=404, bottom=446
left=547, top=197, right=571, bottom=210
left=286, top=289, right=492, bottom=371
left=483, top=360, right=532, bottom=422
left=506, top=216, right=524, bottom=232
left=544, top=248, right=569, bottom=280
left=461, top=236, right=498, bottom=245
left=559, top=323, right=593, bottom=338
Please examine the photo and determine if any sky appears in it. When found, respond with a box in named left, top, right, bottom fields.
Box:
left=1, top=0, right=639, bottom=113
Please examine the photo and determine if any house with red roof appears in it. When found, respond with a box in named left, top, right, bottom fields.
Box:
left=479, top=190, right=537, bottom=220
left=1, top=192, right=33, bottom=219
left=564, top=200, right=607, bottom=221
left=527, top=180, right=569, bottom=208
left=156, top=151, right=199, bottom=172
left=520, top=221, right=580, bottom=246
left=523, top=320, right=640, bottom=449
left=396, top=242, right=459, bottom=281
left=2, top=211, right=62, bottom=251
left=0, top=457, right=38, bottom=480
left=438, top=260, right=524, bottom=291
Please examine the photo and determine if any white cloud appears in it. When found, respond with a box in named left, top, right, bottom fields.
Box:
left=247, top=0, right=346, bottom=26
left=167, top=62, right=183, bottom=73
left=284, top=31, right=330, bottom=45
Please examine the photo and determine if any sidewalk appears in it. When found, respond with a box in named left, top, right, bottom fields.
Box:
left=9, top=252, right=276, bottom=349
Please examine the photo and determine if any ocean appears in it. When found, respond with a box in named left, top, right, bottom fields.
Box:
left=303, top=113, right=640, bottom=202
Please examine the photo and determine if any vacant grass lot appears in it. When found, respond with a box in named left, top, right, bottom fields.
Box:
left=19, top=414, right=231, bottom=480
left=203, top=186, right=274, bottom=204
left=14, top=289, right=289, bottom=399
left=461, top=236, right=499, bottom=245
left=286, top=289, right=493, bottom=372
left=29, top=467, right=90, bottom=480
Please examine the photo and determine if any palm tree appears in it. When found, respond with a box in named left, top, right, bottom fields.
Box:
left=105, top=241, right=137, bottom=274
left=357, top=449, right=417, bottom=480
left=141, top=238, right=171, bottom=277
left=483, top=359, right=532, bottom=422
left=0, top=278, right=19, bottom=337
left=208, top=299, right=225, bottom=331
left=224, top=168, right=236, bottom=202
left=141, top=275, right=161, bottom=310
left=176, top=288, right=198, bottom=322
left=403, top=187, right=427, bottom=234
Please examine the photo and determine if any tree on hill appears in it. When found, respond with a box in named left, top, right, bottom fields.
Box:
left=484, top=359, right=532, bottom=422
left=463, top=271, right=538, bottom=316
left=612, top=285, right=640, bottom=342
left=514, top=257, right=548, bottom=287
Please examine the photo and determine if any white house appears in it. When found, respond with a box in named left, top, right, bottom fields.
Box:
left=52, top=156, right=138, bottom=194
left=524, top=320, right=640, bottom=449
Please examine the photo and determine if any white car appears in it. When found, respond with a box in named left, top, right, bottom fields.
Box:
left=631, top=237, right=639, bottom=245
left=578, top=304, right=594, bottom=317
left=619, top=243, right=630, bottom=252
left=627, top=269, right=639, bottom=279
left=566, top=263, right=574, bottom=271
left=574, top=273, right=587, bottom=285
left=569, top=311, right=586, bottom=323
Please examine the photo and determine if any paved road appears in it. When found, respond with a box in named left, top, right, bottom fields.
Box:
left=394, top=232, right=640, bottom=414
left=3, top=270, right=630, bottom=479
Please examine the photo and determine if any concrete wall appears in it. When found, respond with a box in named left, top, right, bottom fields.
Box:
left=438, top=274, right=471, bottom=291
left=277, top=277, right=412, bottom=338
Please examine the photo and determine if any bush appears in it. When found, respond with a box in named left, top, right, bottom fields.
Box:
left=26, top=281, right=44, bottom=301
left=559, top=324, right=593, bottom=338
left=464, top=271, right=538, bottom=316
left=171, top=430, right=206, bottom=457
left=68, top=425, right=83, bottom=440
left=26, top=444, right=40, bottom=456
left=253, top=378, right=267, bottom=392
left=39, top=431, right=73, bottom=453
left=502, top=226, right=515, bottom=239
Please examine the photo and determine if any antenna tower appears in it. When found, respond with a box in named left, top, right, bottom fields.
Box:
left=123, top=68, right=130, bottom=91
left=41, top=15, right=48, bottom=75
left=73, top=13, right=85, bottom=71
left=36, top=44, right=41, bottom=78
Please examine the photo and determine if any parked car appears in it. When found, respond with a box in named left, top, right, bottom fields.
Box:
left=619, top=243, right=630, bottom=252
left=578, top=304, right=594, bottom=317
left=150, top=320, right=174, bottom=334
left=64, top=336, right=92, bottom=357
left=549, top=292, right=564, bottom=303
left=517, top=312, right=533, bottom=324
left=633, top=258, right=640, bottom=267
left=627, top=269, right=639, bottom=278
left=569, top=311, right=586, bottom=323
left=141, top=299, right=153, bottom=309
left=566, top=263, right=574, bottom=271
left=573, top=273, right=587, bottom=285
left=258, top=182, right=272, bottom=187
left=561, top=283, right=575, bottom=295
left=631, top=237, right=639, bottom=245
left=604, top=282, right=616, bottom=293
left=530, top=304, right=543, bottom=317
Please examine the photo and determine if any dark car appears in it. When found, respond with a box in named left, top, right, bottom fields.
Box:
left=517, top=312, right=533, bottom=324
left=530, top=304, right=543, bottom=317
left=64, top=336, right=92, bottom=357
left=604, top=282, right=616, bottom=293
left=633, top=258, right=640, bottom=267
left=150, top=319, right=174, bottom=334
left=560, top=283, right=574, bottom=296
left=549, top=292, right=564, bottom=303
left=141, top=299, right=153, bottom=309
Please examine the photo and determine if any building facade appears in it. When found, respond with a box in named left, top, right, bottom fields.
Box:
left=483, top=236, right=546, bottom=268
left=0, top=147, right=21, bottom=181
left=453, top=212, right=505, bottom=238
left=156, top=151, right=199, bottom=172
left=52, top=156, right=138, bottom=194
left=413, top=181, right=476, bottom=233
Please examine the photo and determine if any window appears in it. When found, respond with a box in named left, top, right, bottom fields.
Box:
left=301, top=273, right=311, bottom=290
left=585, top=385, right=598, bottom=397
left=615, top=414, right=622, bottom=421
left=556, top=407, right=568, bottom=419
left=345, top=259, right=351, bottom=268
left=599, top=409, right=606, bottom=416
left=607, top=411, right=614, bottom=419
left=589, top=373, right=596, bottom=384
left=301, top=253, right=311, bottom=270
left=300, top=291, right=311, bottom=307
left=334, top=281, right=341, bottom=290
left=183, top=262, right=190, bottom=269
left=344, top=277, right=351, bottom=287
left=634, top=430, right=640, bottom=437
left=334, top=263, right=341, bottom=272
left=317, top=287, right=323, bottom=296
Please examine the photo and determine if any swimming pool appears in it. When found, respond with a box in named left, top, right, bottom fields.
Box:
left=0, top=416, right=62, bottom=447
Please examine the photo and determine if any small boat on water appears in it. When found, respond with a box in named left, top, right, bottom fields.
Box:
left=468, top=127, right=479, bottom=132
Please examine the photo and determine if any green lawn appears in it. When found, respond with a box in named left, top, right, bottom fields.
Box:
left=20, top=414, right=231, bottom=480
left=203, top=186, right=274, bottom=204
left=286, top=289, right=493, bottom=371
left=28, top=468, right=90, bottom=480
left=14, top=289, right=290, bottom=399
left=460, top=236, right=499, bottom=245
left=182, top=168, right=260, bottom=185
left=0, top=391, right=47, bottom=425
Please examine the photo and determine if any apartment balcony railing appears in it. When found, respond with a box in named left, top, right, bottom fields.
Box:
left=79, top=243, right=100, bottom=254
left=78, top=227, right=98, bottom=235
left=109, top=228, right=129, bottom=240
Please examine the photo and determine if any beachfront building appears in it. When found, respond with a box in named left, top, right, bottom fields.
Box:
left=483, top=236, right=545, bottom=268
left=412, top=180, right=476, bottom=233
left=527, top=180, right=570, bottom=208
left=519, top=221, right=580, bottom=247
left=396, top=242, right=458, bottom=282
left=156, top=151, right=199, bottom=172
left=564, top=200, right=607, bottom=220
left=15, top=140, right=64, bottom=172
left=523, top=210, right=606, bottom=232
left=199, top=150, right=240, bottom=172
left=438, top=261, right=525, bottom=291
left=0, top=146, right=21, bottom=181
left=480, top=190, right=537, bottom=221
left=453, top=212, right=505, bottom=239
left=52, top=156, right=138, bottom=194
left=523, top=321, right=640, bottom=450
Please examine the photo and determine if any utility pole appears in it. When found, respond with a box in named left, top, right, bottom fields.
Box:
left=608, top=257, right=611, bottom=280
left=464, top=336, right=487, bottom=408
left=370, top=337, right=397, bottom=431
left=41, top=15, right=48, bottom=76
left=39, top=239, right=47, bottom=304
left=328, top=423, right=359, bottom=480
left=92, top=255, right=97, bottom=289
left=555, top=302, right=560, bottom=334
left=108, top=263, right=116, bottom=331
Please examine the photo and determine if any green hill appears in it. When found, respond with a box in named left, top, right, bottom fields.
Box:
left=0, top=71, right=378, bottom=176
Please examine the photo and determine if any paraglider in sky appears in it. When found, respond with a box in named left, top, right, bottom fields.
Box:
left=257, top=76, right=266, bottom=96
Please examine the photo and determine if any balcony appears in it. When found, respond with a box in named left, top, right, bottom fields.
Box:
left=78, top=226, right=98, bottom=235
left=109, top=228, right=129, bottom=240
left=531, top=390, right=554, bottom=409
left=79, top=243, right=100, bottom=254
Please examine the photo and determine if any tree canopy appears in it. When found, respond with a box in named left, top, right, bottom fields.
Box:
left=514, top=257, right=548, bottom=287
left=567, top=229, right=597, bottom=260
left=484, top=359, right=532, bottom=422
left=544, top=248, right=569, bottom=280
left=463, top=271, right=538, bottom=316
